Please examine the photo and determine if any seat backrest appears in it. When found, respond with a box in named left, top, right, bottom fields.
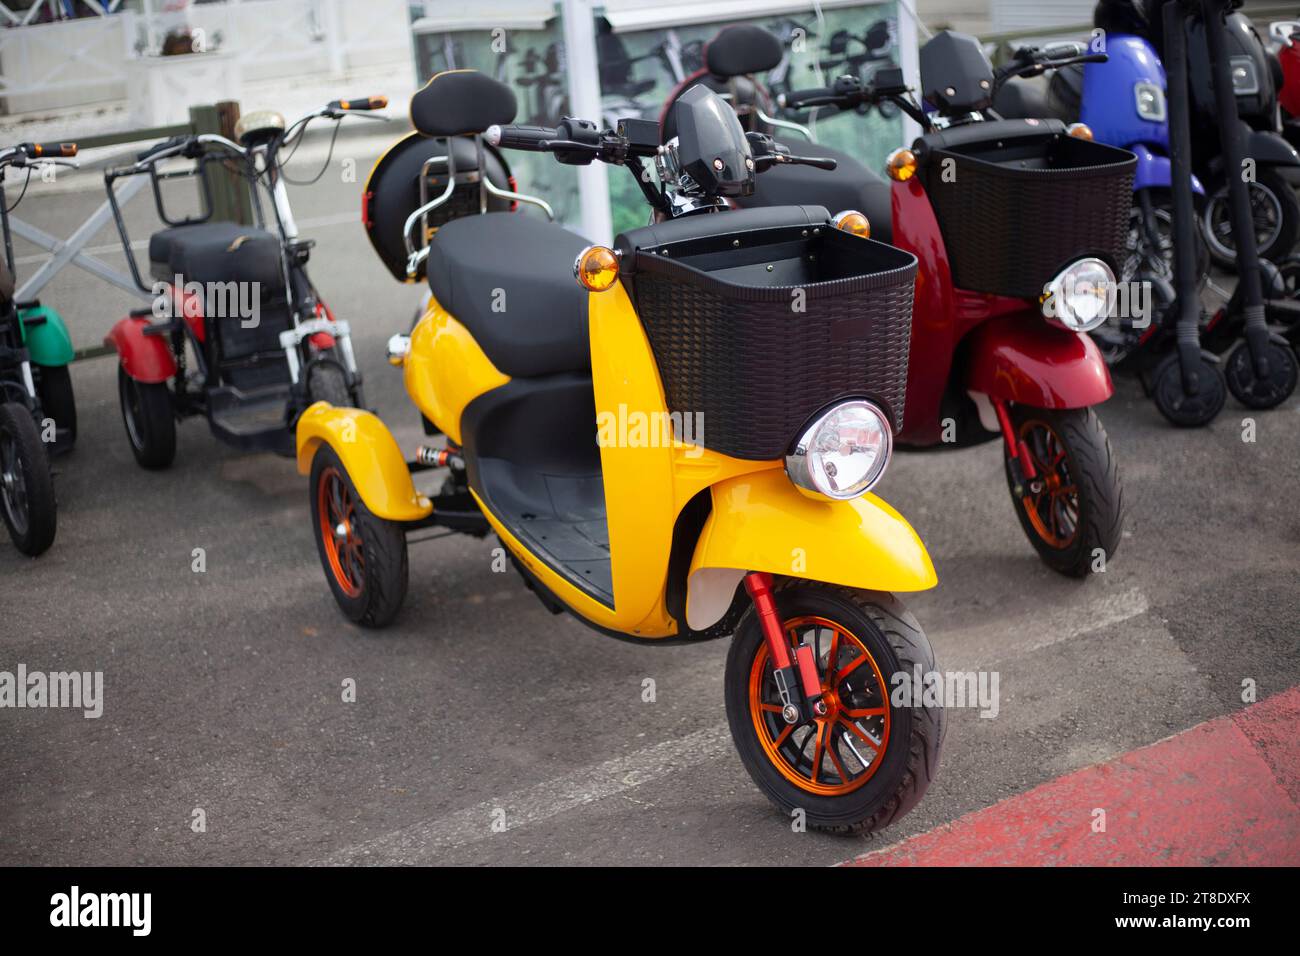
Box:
left=705, top=24, right=783, bottom=79
left=410, top=70, right=518, bottom=138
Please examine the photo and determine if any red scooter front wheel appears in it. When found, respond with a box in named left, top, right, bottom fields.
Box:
left=1003, top=406, right=1125, bottom=577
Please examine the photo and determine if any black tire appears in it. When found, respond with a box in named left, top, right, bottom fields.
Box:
left=724, top=580, right=944, bottom=835
left=1223, top=336, right=1299, bottom=409
left=1003, top=405, right=1124, bottom=577
left=306, top=361, right=353, bottom=408
left=309, top=443, right=408, bottom=628
left=1150, top=349, right=1227, bottom=426
left=117, top=365, right=175, bottom=470
left=0, top=401, right=57, bottom=556
left=1201, top=168, right=1300, bottom=269
left=34, top=364, right=76, bottom=455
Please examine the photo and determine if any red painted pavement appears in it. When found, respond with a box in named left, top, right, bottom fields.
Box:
left=847, top=686, right=1300, bottom=866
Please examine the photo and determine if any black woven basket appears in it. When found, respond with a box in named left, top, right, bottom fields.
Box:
left=921, top=133, right=1135, bottom=299
left=626, top=225, right=917, bottom=461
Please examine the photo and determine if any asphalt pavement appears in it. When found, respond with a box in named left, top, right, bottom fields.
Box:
left=1, top=135, right=1298, bottom=866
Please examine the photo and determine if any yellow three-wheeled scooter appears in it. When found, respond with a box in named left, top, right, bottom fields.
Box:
left=298, top=71, right=944, bottom=832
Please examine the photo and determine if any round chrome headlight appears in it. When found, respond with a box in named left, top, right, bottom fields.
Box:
left=785, top=400, right=892, bottom=500
left=1042, top=258, right=1113, bottom=332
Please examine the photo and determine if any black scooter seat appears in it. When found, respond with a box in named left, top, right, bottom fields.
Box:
left=747, top=143, right=893, bottom=244
left=426, top=212, right=592, bottom=378
left=148, top=221, right=285, bottom=292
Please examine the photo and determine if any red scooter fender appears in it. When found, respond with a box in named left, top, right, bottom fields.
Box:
left=104, top=315, right=178, bottom=384
left=964, top=312, right=1114, bottom=408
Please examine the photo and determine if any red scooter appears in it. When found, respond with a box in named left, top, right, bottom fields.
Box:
left=665, top=28, right=1129, bottom=575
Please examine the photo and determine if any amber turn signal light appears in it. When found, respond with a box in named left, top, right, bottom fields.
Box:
left=1067, top=123, right=1094, bottom=141
left=885, top=147, right=917, bottom=182
left=574, top=245, right=620, bottom=292
left=833, top=210, right=871, bottom=238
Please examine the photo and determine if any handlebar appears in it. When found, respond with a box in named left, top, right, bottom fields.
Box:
left=20, top=142, right=76, bottom=159
left=136, top=135, right=189, bottom=162
left=485, top=124, right=563, bottom=151
left=326, top=95, right=388, bottom=112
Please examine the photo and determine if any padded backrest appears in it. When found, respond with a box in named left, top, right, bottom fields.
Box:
left=705, top=24, right=784, bottom=78
left=410, top=70, right=518, bottom=138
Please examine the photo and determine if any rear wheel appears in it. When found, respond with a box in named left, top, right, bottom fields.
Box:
left=309, top=444, right=408, bottom=627
left=0, top=402, right=56, bottom=556
left=1202, top=168, right=1300, bottom=268
left=1004, top=405, right=1124, bottom=576
left=34, top=364, right=76, bottom=454
left=724, top=580, right=944, bottom=834
left=117, top=365, right=175, bottom=470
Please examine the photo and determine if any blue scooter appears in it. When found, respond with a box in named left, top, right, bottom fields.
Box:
left=998, top=33, right=1208, bottom=366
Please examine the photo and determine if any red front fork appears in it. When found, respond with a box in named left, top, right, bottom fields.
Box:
left=744, top=572, right=826, bottom=723
left=992, top=397, right=1037, bottom=486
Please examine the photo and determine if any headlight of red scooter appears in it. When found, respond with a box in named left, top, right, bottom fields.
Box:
left=784, top=400, right=892, bottom=500
left=1041, top=258, right=1113, bottom=333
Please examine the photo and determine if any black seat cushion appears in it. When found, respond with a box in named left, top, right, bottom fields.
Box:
left=746, top=144, right=893, bottom=244
left=993, top=75, right=1076, bottom=123
left=426, top=213, right=591, bottom=378
left=705, top=24, right=783, bottom=78
left=149, top=221, right=285, bottom=292
left=410, top=70, right=517, bottom=138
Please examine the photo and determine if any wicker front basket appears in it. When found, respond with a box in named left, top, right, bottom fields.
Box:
left=627, top=225, right=917, bottom=461
left=921, top=133, right=1136, bottom=299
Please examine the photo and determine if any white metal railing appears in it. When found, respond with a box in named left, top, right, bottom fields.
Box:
left=0, top=0, right=411, bottom=112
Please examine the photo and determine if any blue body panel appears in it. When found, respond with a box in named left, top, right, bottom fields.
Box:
left=1080, top=34, right=1203, bottom=195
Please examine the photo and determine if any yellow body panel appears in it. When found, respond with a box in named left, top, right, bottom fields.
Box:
left=689, top=469, right=938, bottom=594
left=306, top=277, right=934, bottom=638
left=295, top=403, right=432, bottom=521
left=404, top=295, right=509, bottom=445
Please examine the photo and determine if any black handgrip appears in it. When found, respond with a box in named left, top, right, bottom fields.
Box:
left=484, top=124, right=562, bottom=151
left=328, top=95, right=388, bottom=111
left=787, top=155, right=838, bottom=171
left=136, top=135, right=188, bottom=162
left=21, top=142, right=76, bottom=159
left=780, top=87, right=840, bottom=109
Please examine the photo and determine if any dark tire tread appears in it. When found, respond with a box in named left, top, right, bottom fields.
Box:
left=725, top=579, right=945, bottom=836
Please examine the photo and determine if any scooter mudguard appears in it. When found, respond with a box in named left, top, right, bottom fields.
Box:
left=295, top=402, right=432, bottom=522
left=1245, top=128, right=1300, bottom=183
left=104, top=315, right=178, bottom=384
left=1130, top=144, right=1205, bottom=195
left=18, top=305, right=74, bottom=366
left=685, top=468, right=936, bottom=631
left=964, top=312, right=1114, bottom=409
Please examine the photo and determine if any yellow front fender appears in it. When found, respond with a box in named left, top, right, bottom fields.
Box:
left=295, top=402, right=432, bottom=522
left=686, top=468, right=936, bottom=629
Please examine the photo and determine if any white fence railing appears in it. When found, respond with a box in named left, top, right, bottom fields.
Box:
left=0, top=0, right=413, bottom=115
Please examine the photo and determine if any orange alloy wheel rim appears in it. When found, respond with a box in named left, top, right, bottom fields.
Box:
left=1017, top=418, right=1080, bottom=549
left=748, top=615, right=892, bottom=796
left=318, top=466, right=364, bottom=598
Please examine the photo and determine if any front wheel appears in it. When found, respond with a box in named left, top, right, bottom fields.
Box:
left=1003, top=405, right=1124, bottom=576
left=724, top=580, right=945, bottom=834
left=309, top=444, right=408, bottom=627
left=0, top=402, right=57, bottom=556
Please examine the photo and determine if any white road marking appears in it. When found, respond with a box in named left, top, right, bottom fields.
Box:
left=321, top=586, right=1151, bottom=863
left=320, top=724, right=734, bottom=864
left=938, top=586, right=1150, bottom=670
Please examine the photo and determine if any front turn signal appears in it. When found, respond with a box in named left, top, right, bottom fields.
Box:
left=574, top=245, right=620, bottom=292
left=833, top=210, right=871, bottom=238
left=1067, top=123, right=1094, bottom=141
left=885, top=147, right=917, bottom=182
